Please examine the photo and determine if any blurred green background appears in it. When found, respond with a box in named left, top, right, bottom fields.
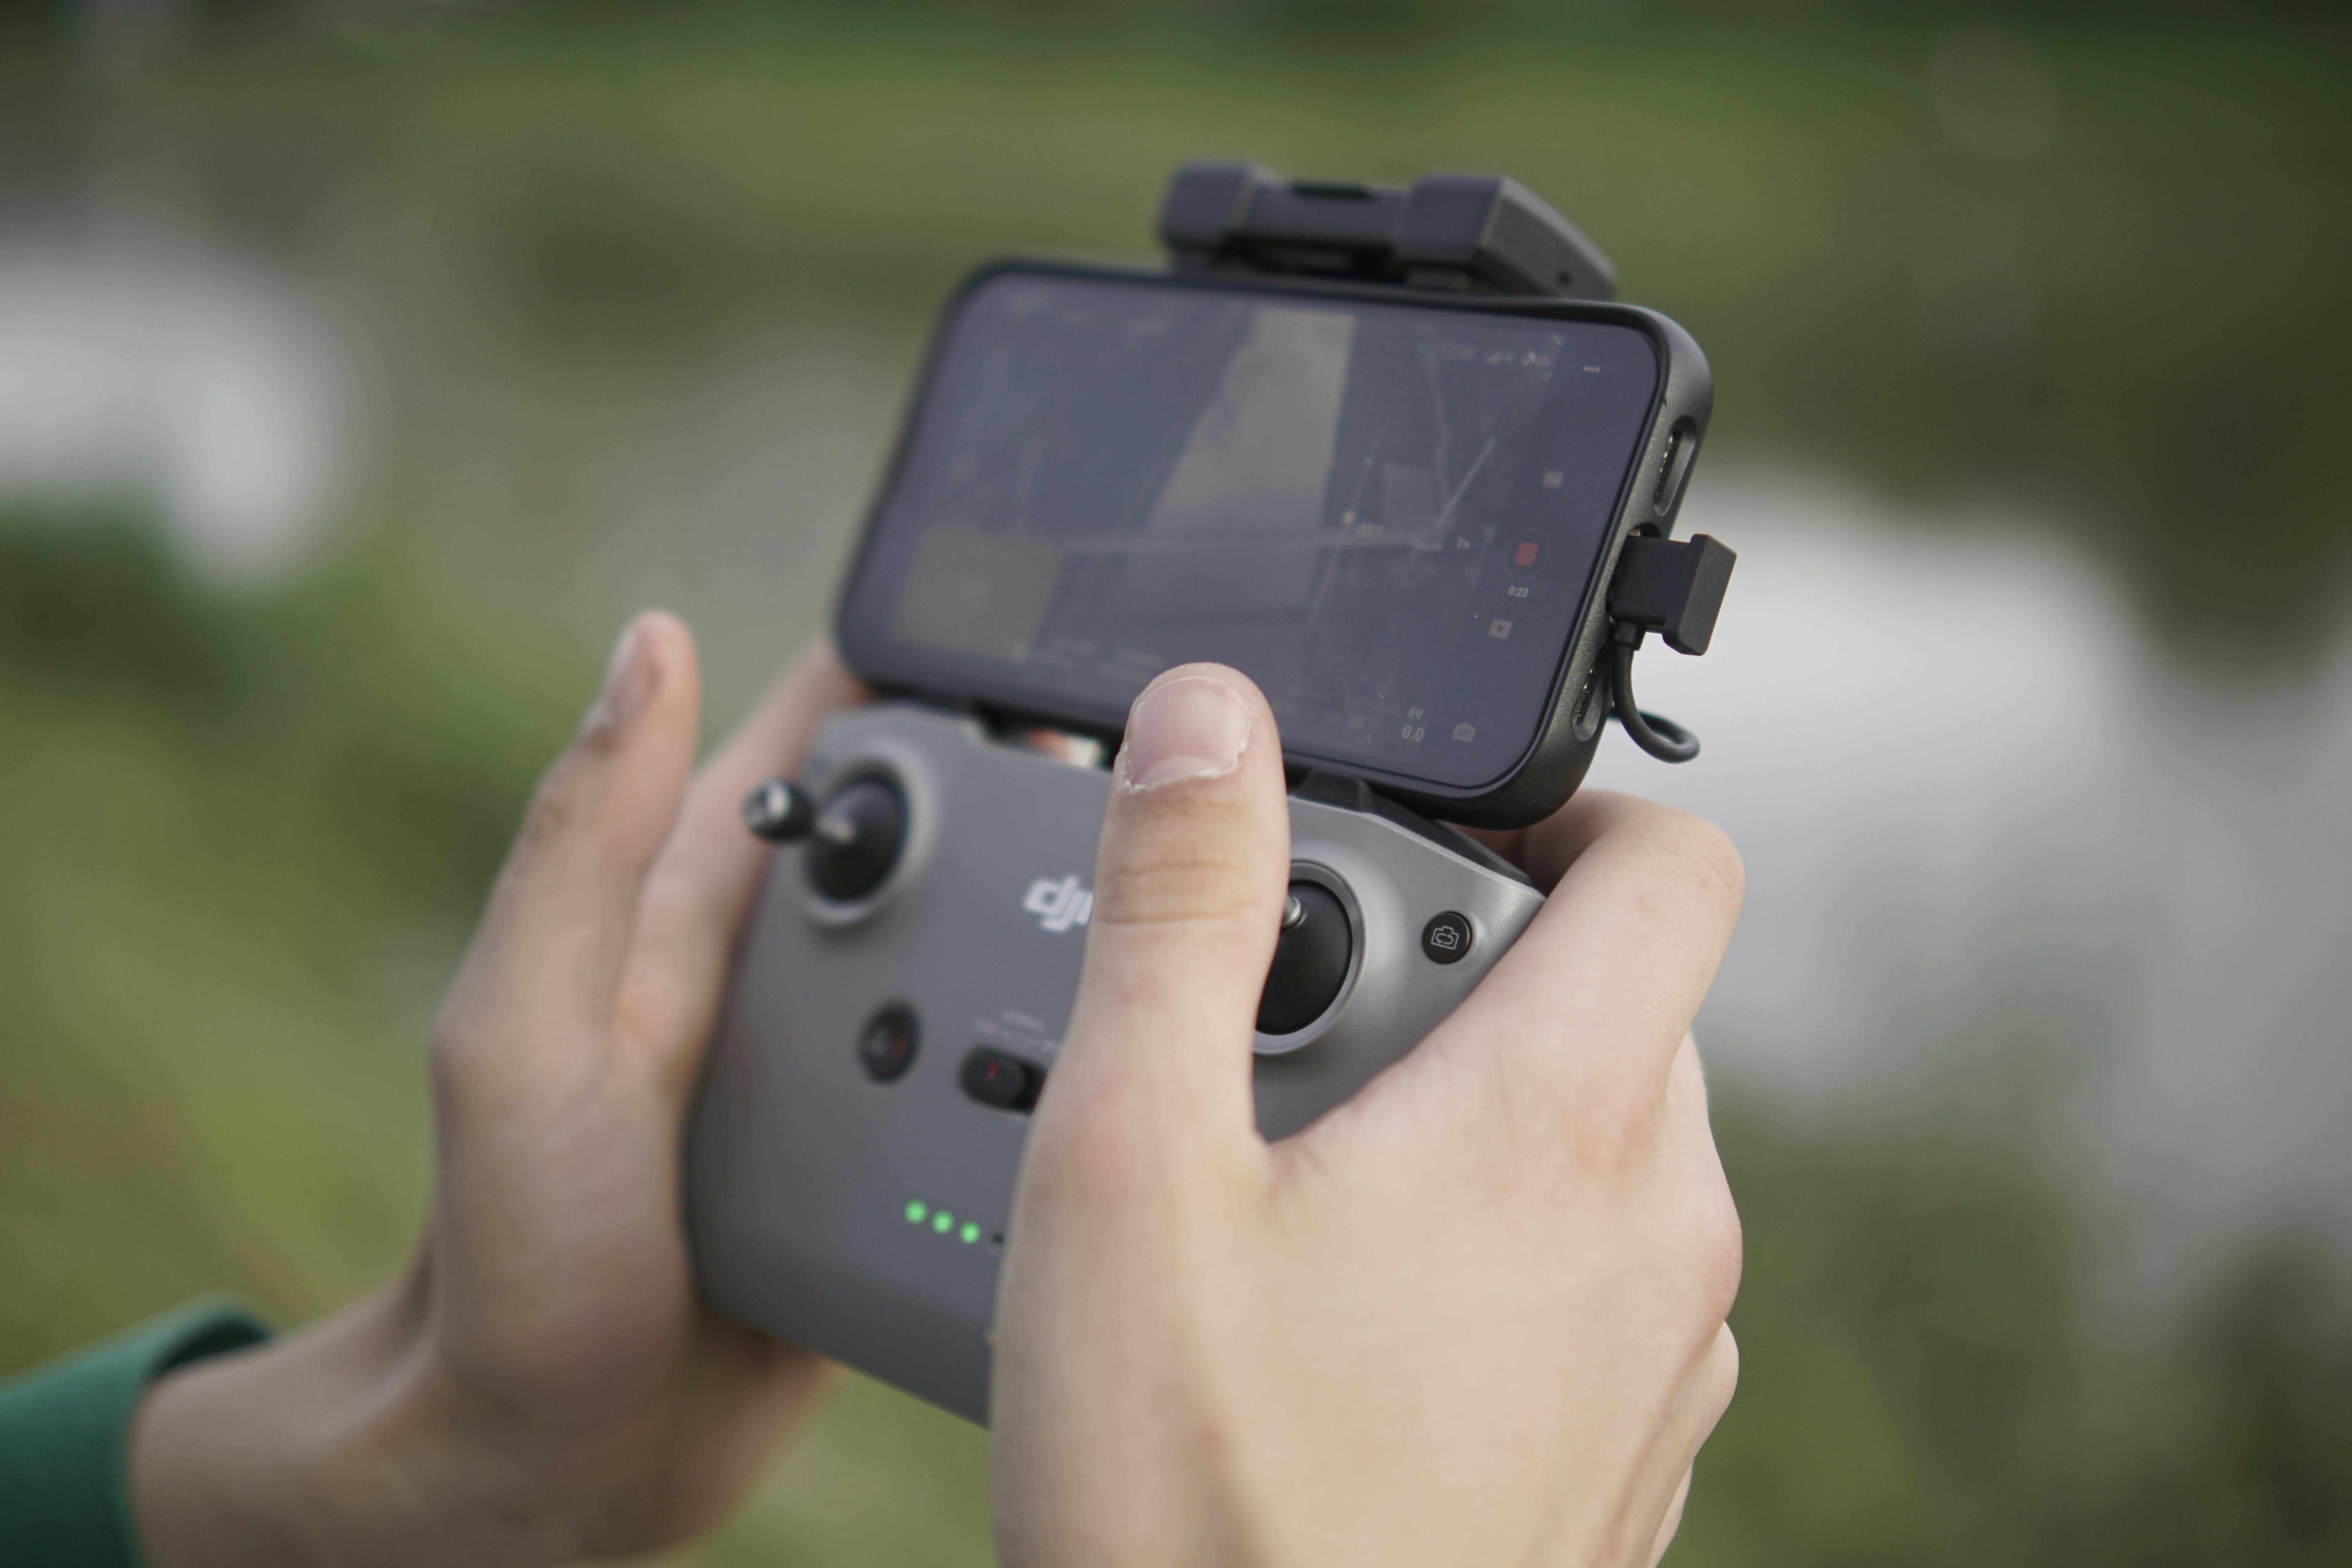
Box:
left=3, top=2, right=2349, bottom=1563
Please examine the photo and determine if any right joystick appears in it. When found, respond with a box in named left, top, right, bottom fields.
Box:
left=1257, top=882, right=1352, bottom=1036
left=806, top=775, right=907, bottom=903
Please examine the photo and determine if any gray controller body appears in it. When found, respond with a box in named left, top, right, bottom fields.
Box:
left=686, top=703, right=1545, bottom=1424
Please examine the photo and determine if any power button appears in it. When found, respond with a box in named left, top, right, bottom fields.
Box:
left=1421, top=911, right=1473, bottom=964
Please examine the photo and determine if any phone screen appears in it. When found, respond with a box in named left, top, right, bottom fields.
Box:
left=838, top=269, right=1662, bottom=789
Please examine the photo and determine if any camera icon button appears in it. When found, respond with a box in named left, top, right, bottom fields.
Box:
left=1420, top=911, right=1474, bottom=965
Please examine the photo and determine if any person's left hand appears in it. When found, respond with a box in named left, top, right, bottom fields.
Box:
left=130, top=613, right=867, bottom=1568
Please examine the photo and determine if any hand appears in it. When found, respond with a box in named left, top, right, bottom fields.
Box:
left=129, top=615, right=867, bottom=1567
left=992, top=664, right=1745, bottom=1568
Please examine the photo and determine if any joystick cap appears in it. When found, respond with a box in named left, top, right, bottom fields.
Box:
left=1257, top=881, right=1352, bottom=1036
left=742, top=778, right=816, bottom=843
left=806, top=775, right=907, bottom=902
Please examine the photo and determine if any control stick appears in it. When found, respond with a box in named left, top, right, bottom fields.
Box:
left=744, top=774, right=909, bottom=903
left=1257, top=882, right=1352, bottom=1035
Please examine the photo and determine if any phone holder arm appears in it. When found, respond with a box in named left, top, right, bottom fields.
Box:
left=1158, top=162, right=1616, bottom=299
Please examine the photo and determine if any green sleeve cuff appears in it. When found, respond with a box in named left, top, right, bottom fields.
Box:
left=0, top=1298, right=274, bottom=1568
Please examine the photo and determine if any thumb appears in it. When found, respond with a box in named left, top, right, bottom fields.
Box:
left=436, top=611, right=701, bottom=1083
left=1050, top=664, right=1291, bottom=1151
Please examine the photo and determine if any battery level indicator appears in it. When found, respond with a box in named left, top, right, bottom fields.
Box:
left=906, top=1199, right=991, bottom=1249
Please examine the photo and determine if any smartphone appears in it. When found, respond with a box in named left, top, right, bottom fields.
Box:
left=834, top=261, right=1712, bottom=828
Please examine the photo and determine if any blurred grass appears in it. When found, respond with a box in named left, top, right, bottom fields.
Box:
left=0, top=514, right=557, bottom=1348
left=1690, top=1104, right=2352, bottom=1568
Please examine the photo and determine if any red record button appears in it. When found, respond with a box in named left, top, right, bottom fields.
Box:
left=960, top=1047, right=1045, bottom=1112
left=1506, top=530, right=1549, bottom=580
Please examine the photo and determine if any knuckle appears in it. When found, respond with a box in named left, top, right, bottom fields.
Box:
left=1560, top=1080, right=1658, bottom=1184
left=1447, top=1019, right=1650, bottom=1185
left=426, top=1011, right=480, bottom=1111
left=428, top=979, right=509, bottom=1069
left=1546, top=1055, right=1672, bottom=1185
left=428, top=988, right=479, bottom=1070
left=1700, top=1326, right=1742, bottom=1426
left=1690, top=1182, right=1746, bottom=1320
left=427, top=991, right=541, bottom=1118
left=515, top=766, right=589, bottom=862
left=1646, top=809, right=1746, bottom=913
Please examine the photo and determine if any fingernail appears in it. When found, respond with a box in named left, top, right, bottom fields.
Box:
left=1119, top=674, right=1252, bottom=792
left=582, top=617, right=657, bottom=738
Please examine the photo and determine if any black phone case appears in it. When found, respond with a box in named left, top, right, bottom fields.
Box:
left=832, top=259, right=1714, bottom=831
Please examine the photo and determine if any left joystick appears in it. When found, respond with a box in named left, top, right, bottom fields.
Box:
left=746, top=774, right=910, bottom=902
left=806, top=776, right=908, bottom=903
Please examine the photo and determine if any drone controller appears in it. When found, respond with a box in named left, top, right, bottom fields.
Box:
left=687, top=704, right=1544, bottom=1423
left=684, top=163, right=1731, bottom=1424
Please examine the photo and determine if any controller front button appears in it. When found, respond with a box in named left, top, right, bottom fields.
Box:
left=1421, top=911, right=1474, bottom=964
left=959, top=1048, right=1045, bottom=1112
left=857, top=1003, right=920, bottom=1083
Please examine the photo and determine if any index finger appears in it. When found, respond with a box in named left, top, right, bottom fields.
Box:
left=618, top=640, right=870, bottom=1096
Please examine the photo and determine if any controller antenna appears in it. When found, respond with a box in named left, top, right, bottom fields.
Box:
left=743, top=778, right=818, bottom=842
left=1603, top=533, right=1736, bottom=765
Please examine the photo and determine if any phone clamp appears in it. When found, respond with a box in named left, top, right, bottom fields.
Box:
left=1158, top=161, right=1617, bottom=300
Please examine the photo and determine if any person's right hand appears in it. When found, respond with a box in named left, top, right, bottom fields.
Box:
left=992, top=664, right=1746, bottom=1568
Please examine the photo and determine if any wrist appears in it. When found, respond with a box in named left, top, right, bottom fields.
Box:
left=128, top=1271, right=571, bottom=1568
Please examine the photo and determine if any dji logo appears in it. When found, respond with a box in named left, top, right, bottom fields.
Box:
left=1022, top=875, right=1094, bottom=934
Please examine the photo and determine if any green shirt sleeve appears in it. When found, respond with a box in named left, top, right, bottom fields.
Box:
left=0, top=1298, right=274, bottom=1568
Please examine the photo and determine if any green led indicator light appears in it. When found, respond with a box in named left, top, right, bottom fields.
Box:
left=904, top=1200, right=989, bottom=1247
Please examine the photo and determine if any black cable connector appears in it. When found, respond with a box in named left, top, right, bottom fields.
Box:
left=1608, top=624, right=1702, bottom=762
left=1603, top=533, right=1736, bottom=765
